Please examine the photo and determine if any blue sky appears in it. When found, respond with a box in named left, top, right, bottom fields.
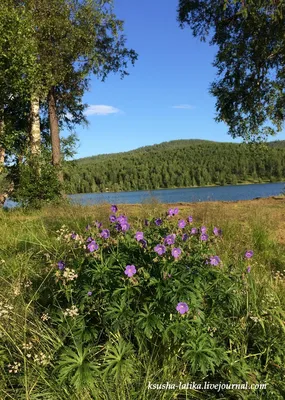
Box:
left=71, top=0, right=285, bottom=159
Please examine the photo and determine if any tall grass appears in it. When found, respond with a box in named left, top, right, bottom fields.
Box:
left=0, top=200, right=285, bottom=399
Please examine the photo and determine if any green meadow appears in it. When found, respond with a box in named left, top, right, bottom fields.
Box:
left=1, top=198, right=285, bottom=399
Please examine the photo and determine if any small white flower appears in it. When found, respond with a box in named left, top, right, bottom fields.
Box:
left=62, top=268, right=78, bottom=282
left=64, top=305, right=79, bottom=318
left=41, top=313, right=50, bottom=321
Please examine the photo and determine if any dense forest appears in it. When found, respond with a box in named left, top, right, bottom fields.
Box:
left=64, top=139, right=285, bottom=193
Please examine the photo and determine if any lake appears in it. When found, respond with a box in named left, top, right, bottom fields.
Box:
left=68, top=182, right=285, bottom=206
left=4, top=182, right=284, bottom=208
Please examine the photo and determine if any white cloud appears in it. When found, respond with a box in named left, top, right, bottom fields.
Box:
left=172, top=104, right=195, bottom=110
left=84, top=105, right=121, bottom=116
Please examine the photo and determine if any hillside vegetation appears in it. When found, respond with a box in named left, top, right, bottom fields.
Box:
left=65, top=140, right=285, bottom=193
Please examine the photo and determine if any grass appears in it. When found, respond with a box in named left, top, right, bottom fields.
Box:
left=1, top=197, right=285, bottom=399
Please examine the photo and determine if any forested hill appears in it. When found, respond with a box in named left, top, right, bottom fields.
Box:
left=65, top=140, right=285, bottom=194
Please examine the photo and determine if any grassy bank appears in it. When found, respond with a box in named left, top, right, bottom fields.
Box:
left=1, top=198, right=285, bottom=399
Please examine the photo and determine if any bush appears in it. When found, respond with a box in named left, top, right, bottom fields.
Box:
left=1, top=206, right=285, bottom=399
left=10, top=153, right=63, bottom=209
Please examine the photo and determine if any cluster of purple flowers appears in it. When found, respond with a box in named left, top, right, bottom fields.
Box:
left=168, top=207, right=179, bottom=216
left=109, top=206, right=130, bottom=232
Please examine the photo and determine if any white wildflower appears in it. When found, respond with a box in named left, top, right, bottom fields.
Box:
left=0, top=301, right=13, bottom=319
left=8, top=362, right=21, bottom=374
left=64, top=305, right=79, bottom=318
left=41, top=313, right=50, bottom=321
left=62, top=268, right=78, bottom=282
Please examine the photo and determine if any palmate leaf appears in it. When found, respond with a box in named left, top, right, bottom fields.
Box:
left=183, top=332, right=225, bottom=375
left=55, top=344, right=100, bottom=391
left=102, top=335, right=137, bottom=383
left=136, top=304, right=164, bottom=339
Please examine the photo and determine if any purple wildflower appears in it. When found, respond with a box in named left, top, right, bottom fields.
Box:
left=135, top=231, right=144, bottom=241
left=155, top=218, right=162, bottom=226
left=213, top=226, right=222, bottom=236
left=200, top=233, right=209, bottom=241
left=245, top=250, right=254, bottom=259
left=247, top=266, right=251, bottom=273
left=168, top=208, right=175, bottom=216
left=87, top=240, right=99, bottom=253
left=95, top=221, right=102, bottom=229
left=87, top=291, right=93, bottom=296
left=182, top=233, right=189, bottom=241
left=100, top=229, right=110, bottom=239
left=86, top=236, right=93, bottom=243
left=144, top=219, right=149, bottom=226
left=200, top=226, right=207, bottom=234
left=121, top=222, right=130, bottom=232
left=172, top=247, right=182, bottom=259
left=209, top=256, right=221, bottom=266
left=109, top=215, right=117, bottom=223
left=154, top=244, right=166, bottom=256
left=164, top=234, right=176, bottom=245
left=140, top=239, right=147, bottom=248
left=176, top=302, right=189, bottom=315
left=117, top=215, right=128, bottom=225
left=71, top=232, right=78, bottom=240
left=188, top=216, right=193, bottom=223
left=173, top=208, right=179, bottom=215
left=191, top=227, right=198, bottom=235
left=85, top=225, right=91, bottom=231
left=124, top=265, right=137, bottom=278
left=178, top=219, right=186, bottom=229
left=57, top=261, right=65, bottom=270
left=115, top=223, right=122, bottom=232
left=111, top=205, right=118, bottom=213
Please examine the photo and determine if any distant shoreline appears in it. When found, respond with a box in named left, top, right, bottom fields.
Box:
left=69, top=180, right=285, bottom=196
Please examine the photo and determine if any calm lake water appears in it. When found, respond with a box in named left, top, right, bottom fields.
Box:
left=4, top=182, right=284, bottom=208
left=68, top=182, right=285, bottom=206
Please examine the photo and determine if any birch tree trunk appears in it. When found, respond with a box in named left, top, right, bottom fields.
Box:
left=29, top=94, right=41, bottom=157
left=48, top=87, right=64, bottom=183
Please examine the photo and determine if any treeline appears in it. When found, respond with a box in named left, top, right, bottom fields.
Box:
left=65, top=140, right=285, bottom=193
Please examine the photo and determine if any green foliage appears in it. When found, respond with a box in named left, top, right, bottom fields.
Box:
left=0, top=203, right=285, bottom=398
left=1, top=206, right=285, bottom=398
left=65, top=139, right=285, bottom=193
left=56, top=344, right=99, bottom=391
left=10, top=152, right=63, bottom=208
left=178, top=0, right=285, bottom=141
